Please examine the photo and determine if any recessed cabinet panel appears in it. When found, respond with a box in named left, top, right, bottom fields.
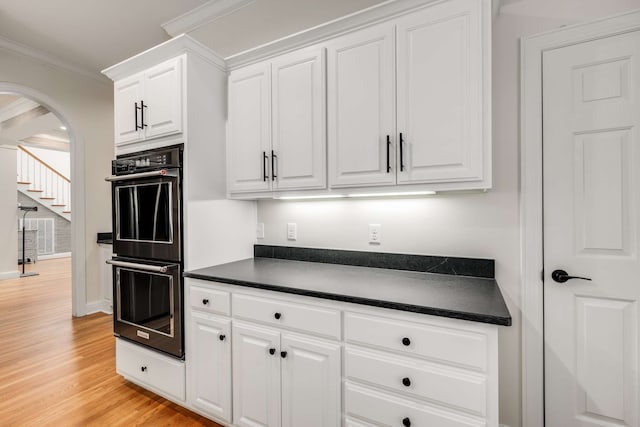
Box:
left=232, top=322, right=281, bottom=427
left=228, top=63, right=272, bottom=193
left=272, top=48, right=326, bottom=191
left=144, top=57, right=183, bottom=139
left=114, top=75, right=144, bottom=145
left=327, top=24, right=396, bottom=188
left=396, top=0, right=484, bottom=184
left=190, top=313, right=232, bottom=423
left=281, top=333, right=341, bottom=427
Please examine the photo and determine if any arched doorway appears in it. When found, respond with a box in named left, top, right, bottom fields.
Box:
left=0, top=82, right=86, bottom=317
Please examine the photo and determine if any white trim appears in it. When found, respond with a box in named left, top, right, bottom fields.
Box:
left=225, top=0, right=453, bottom=70
left=0, top=83, right=87, bottom=317
left=85, top=299, right=112, bottom=315
left=520, top=9, right=640, bottom=427
left=38, top=252, right=71, bottom=260
left=0, top=35, right=108, bottom=84
left=0, top=270, right=20, bottom=280
left=162, top=0, right=256, bottom=37
left=0, top=97, right=40, bottom=123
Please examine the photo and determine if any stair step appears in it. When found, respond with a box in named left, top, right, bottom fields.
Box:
left=51, top=204, right=66, bottom=207
left=27, top=189, right=44, bottom=193
left=40, top=197, right=55, bottom=200
left=17, top=181, right=31, bottom=185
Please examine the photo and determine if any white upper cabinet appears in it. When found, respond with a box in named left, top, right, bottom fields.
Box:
left=227, top=62, right=272, bottom=193
left=113, top=56, right=183, bottom=147
left=227, top=47, right=327, bottom=195
left=327, top=23, right=396, bottom=188
left=396, top=0, right=485, bottom=184
left=272, top=48, right=326, bottom=191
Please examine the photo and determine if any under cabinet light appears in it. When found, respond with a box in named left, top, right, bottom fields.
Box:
left=276, top=195, right=347, bottom=200
left=347, top=191, right=436, bottom=198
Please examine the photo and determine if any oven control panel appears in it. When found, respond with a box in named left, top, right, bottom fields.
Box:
left=112, top=145, right=183, bottom=175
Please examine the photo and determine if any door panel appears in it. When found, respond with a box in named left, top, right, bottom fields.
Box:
left=272, top=47, right=326, bottom=191
left=228, top=63, right=272, bottom=193
left=232, top=322, right=281, bottom=427
left=327, top=23, right=396, bottom=188
left=396, top=0, right=484, bottom=184
left=144, top=57, right=183, bottom=138
left=543, top=30, right=640, bottom=427
left=114, top=75, right=143, bottom=145
left=280, top=333, right=341, bottom=427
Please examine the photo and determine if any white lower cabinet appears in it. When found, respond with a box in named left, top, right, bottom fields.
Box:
left=190, top=312, right=232, bottom=423
left=232, top=321, right=341, bottom=427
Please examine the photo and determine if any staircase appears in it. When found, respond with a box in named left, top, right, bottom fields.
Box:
left=16, top=146, right=71, bottom=221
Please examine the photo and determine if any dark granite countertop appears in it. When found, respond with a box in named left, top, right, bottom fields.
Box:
left=185, top=252, right=511, bottom=326
left=97, top=232, right=113, bottom=244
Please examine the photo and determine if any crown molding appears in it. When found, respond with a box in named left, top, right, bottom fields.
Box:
left=0, top=98, right=41, bottom=123
left=162, top=0, right=256, bottom=37
left=0, top=35, right=109, bottom=85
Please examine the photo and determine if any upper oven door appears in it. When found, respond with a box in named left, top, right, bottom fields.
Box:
left=110, top=169, right=181, bottom=261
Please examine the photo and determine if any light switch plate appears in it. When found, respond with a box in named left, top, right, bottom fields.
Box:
left=256, top=223, right=265, bottom=239
left=287, top=223, right=297, bottom=240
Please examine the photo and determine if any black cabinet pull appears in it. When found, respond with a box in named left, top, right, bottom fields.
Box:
left=402, top=377, right=411, bottom=387
left=402, top=337, right=411, bottom=346
left=135, top=102, right=141, bottom=130
left=269, top=348, right=276, bottom=355
left=399, top=132, right=405, bottom=172
left=386, top=135, right=391, bottom=173
left=402, top=417, right=411, bottom=427
left=140, top=366, right=147, bottom=372
left=263, top=151, right=268, bottom=181
left=219, top=334, right=226, bottom=341
left=140, top=100, right=148, bottom=128
left=271, top=150, right=277, bottom=181
left=280, top=351, right=288, bottom=359
left=274, top=312, right=282, bottom=320
left=202, top=298, right=209, bottom=305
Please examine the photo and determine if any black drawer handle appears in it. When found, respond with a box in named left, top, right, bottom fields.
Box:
left=219, top=334, right=226, bottom=341
left=386, top=134, right=391, bottom=173
left=269, top=348, right=276, bottom=355
left=402, top=377, right=411, bottom=387
left=140, top=366, right=147, bottom=372
left=402, top=417, right=411, bottom=427
left=274, top=312, right=282, bottom=320
left=202, top=298, right=209, bottom=305
left=402, top=337, right=411, bottom=346
left=280, top=351, right=288, bottom=359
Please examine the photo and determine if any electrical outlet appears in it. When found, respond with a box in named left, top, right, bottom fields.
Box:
left=287, top=223, right=297, bottom=240
left=256, top=223, right=265, bottom=239
left=369, top=224, right=381, bottom=244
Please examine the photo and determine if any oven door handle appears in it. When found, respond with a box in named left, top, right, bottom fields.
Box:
left=105, top=169, right=178, bottom=182
left=106, top=259, right=172, bottom=273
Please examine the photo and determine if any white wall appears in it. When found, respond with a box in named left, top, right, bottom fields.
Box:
left=0, top=48, right=113, bottom=304
left=0, top=146, right=18, bottom=279
left=27, top=147, right=70, bottom=179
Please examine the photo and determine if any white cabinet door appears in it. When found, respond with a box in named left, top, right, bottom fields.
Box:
left=396, top=0, right=485, bottom=184
left=144, top=57, right=183, bottom=139
left=327, top=23, right=396, bottom=188
left=190, top=313, right=232, bottom=423
left=271, top=47, right=326, bottom=191
left=114, top=74, right=143, bottom=145
left=228, top=62, right=272, bottom=193
left=232, top=322, right=281, bottom=427
left=280, top=333, right=341, bottom=427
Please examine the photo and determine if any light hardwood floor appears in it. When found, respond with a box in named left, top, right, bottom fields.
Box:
left=0, top=258, right=222, bottom=427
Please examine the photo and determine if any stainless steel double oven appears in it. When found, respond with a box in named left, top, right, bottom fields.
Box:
left=106, top=145, right=184, bottom=358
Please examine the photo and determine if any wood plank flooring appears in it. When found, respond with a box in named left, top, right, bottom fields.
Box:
left=0, top=258, right=222, bottom=427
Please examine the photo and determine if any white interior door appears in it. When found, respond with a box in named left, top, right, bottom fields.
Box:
left=543, top=30, right=640, bottom=427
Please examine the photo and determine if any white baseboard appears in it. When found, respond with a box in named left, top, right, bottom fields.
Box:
left=85, top=299, right=113, bottom=315
left=0, top=270, right=20, bottom=280
left=38, top=252, right=72, bottom=260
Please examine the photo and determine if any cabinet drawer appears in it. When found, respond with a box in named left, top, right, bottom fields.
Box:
left=232, top=293, right=341, bottom=339
left=345, top=382, right=485, bottom=427
left=344, top=312, right=488, bottom=372
left=190, top=285, right=230, bottom=315
left=116, top=339, right=185, bottom=402
left=345, top=346, right=487, bottom=416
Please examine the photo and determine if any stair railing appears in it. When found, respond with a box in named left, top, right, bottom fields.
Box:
left=16, top=146, right=71, bottom=212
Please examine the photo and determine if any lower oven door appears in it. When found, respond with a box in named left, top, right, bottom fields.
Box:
left=109, top=257, right=183, bottom=359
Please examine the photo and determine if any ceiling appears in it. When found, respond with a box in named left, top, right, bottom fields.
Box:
left=499, top=0, right=639, bottom=22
